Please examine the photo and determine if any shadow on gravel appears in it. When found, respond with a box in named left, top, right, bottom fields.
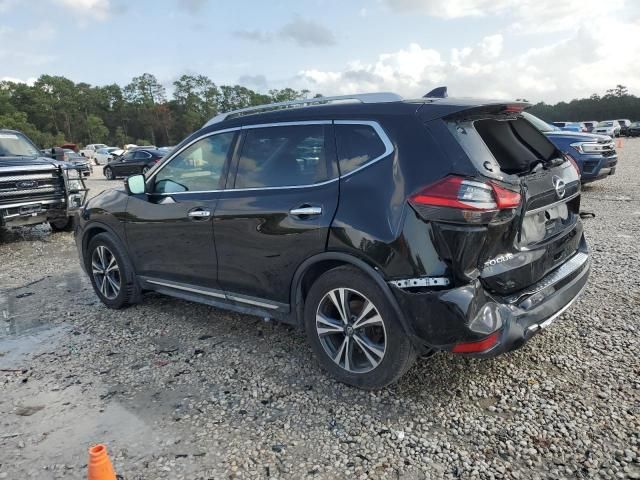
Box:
left=0, top=224, right=55, bottom=244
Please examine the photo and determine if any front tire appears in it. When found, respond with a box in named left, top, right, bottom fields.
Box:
left=86, top=232, right=139, bottom=309
left=304, top=266, right=416, bottom=389
left=104, top=167, right=114, bottom=180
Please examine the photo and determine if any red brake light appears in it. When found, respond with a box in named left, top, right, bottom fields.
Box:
left=504, top=104, right=525, bottom=113
left=452, top=331, right=500, bottom=353
left=564, top=153, right=581, bottom=177
left=491, top=182, right=521, bottom=209
left=409, top=176, right=521, bottom=212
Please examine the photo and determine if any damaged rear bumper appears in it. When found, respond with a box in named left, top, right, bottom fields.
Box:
left=391, top=240, right=590, bottom=356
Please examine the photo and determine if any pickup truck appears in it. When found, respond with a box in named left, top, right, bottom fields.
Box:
left=79, top=143, right=108, bottom=164
left=0, top=129, right=87, bottom=231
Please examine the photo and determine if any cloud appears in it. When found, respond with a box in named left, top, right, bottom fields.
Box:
left=177, top=0, right=206, bottom=14
left=237, top=74, right=269, bottom=91
left=293, top=21, right=640, bottom=103
left=1, top=76, right=37, bottom=85
left=384, top=0, right=626, bottom=33
left=54, top=0, right=111, bottom=20
left=234, top=17, right=336, bottom=48
left=0, top=0, right=17, bottom=12
left=278, top=17, right=336, bottom=47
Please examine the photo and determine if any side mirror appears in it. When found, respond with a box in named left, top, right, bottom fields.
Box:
left=52, top=147, right=65, bottom=162
left=125, top=174, right=146, bottom=195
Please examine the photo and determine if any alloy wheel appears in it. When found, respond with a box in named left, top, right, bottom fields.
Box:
left=91, top=245, right=121, bottom=300
left=316, top=288, right=386, bottom=373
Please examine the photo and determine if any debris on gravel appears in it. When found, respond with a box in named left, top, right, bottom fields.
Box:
left=1, top=152, right=639, bottom=479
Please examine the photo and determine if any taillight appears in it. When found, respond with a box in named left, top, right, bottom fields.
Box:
left=409, top=175, right=521, bottom=224
left=564, top=153, right=581, bottom=177
left=452, top=331, right=500, bottom=353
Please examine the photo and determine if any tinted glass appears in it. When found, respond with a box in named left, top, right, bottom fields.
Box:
left=335, top=124, right=386, bottom=175
left=235, top=125, right=327, bottom=188
left=153, top=132, right=234, bottom=193
left=0, top=131, right=40, bottom=157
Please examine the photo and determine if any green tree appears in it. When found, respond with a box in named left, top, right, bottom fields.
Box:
left=85, top=114, right=109, bottom=144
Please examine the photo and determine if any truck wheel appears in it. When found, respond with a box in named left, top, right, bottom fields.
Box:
left=304, top=266, right=416, bottom=389
left=86, top=232, right=139, bottom=309
left=50, top=216, right=74, bottom=232
left=104, top=167, right=114, bottom=180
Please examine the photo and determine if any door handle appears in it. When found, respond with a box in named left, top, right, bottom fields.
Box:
left=188, top=208, right=211, bottom=219
left=289, top=206, right=322, bottom=216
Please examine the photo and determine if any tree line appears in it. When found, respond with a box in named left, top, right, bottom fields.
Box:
left=0, top=74, right=636, bottom=149
left=0, top=73, right=312, bottom=148
left=526, top=85, right=637, bottom=122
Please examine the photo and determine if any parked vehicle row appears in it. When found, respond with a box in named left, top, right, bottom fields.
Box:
left=550, top=119, right=634, bottom=136
left=75, top=91, right=590, bottom=389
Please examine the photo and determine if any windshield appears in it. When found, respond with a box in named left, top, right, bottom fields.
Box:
left=598, top=121, right=613, bottom=127
left=521, top=112, right=556, bottom=132
left=0, top=131, right=41, bottom=157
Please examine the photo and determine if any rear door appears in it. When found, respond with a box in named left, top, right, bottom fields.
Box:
left=213, top=122, right=339, bottom=308
left=111, top=151, right=134, bottom=176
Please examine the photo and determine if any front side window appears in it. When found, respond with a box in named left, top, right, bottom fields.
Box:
left=153, top=132, right=235, bottom=193
left=235, top=125, right=327, bottom=189
left=335, top=124, right=386, bottom=175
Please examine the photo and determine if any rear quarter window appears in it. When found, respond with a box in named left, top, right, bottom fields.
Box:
left=335, top=123, right=387, bottom=175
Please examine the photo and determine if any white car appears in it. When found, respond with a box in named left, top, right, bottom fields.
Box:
left=80, top=143, right=108, bottom=162
left=94, top=147, right=122, bottom=165
left=593, top=120, right=621, bottom=137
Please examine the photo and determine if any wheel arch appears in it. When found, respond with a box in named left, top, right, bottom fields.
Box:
left=81, top=221, right=124, bottom=259
left=290, top=252, right=415, bottom=338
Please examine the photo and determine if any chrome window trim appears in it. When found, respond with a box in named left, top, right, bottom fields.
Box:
left=145, top=127, right=241, bottom=188
left=334, top=120, right=394, bottom=178
left=147, top=120, right=394, bottom=195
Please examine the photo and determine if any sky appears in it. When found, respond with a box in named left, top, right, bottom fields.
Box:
left=1, top=0, right=639, bottom=103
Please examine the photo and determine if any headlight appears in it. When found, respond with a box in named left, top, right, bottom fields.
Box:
left=571, top=142, right=609, bottom=154
left=65, top=168, right=82, bottom=192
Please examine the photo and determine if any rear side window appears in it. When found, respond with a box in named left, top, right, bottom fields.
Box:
left=335, top=124, right=386, bottom=175
left=235, top=125, right=327, bottom=188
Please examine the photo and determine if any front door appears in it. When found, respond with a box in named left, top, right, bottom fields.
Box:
left=214, top=122, right=339, bottom=307
left=125, top=131, right=238, bottom=289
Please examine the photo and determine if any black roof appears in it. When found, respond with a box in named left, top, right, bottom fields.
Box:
left=206, top=97, right=530, bottom=132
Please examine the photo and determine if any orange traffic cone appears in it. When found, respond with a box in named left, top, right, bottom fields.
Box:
left=88, top=444, right=116, bottom=480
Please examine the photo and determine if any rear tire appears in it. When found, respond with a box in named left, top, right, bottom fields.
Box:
left=304, top=266, right=416, bottom=389
left=104, top=167, right=114, bottom=180
left=86, top=232, right=139, bottom=309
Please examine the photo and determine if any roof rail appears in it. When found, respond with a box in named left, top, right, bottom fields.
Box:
left=203, top=92, right=403, bottom=127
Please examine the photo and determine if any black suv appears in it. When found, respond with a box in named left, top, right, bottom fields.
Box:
left=75, top=93, right=590, bottom=389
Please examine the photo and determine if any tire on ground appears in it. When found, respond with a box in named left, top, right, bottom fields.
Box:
left=304, top=265, right=416, bottom=389
left=85, top=232, right=140, bottom=309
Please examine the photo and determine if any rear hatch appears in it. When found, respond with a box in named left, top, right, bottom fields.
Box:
left=414, top=103, right=583, bottom=295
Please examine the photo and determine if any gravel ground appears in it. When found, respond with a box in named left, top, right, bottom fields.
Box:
left=1, top=146, right=639, bottom=480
